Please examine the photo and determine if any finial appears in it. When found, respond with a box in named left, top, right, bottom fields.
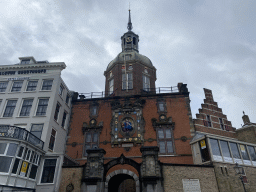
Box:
left=243, top=111, right=245, bottom=115
left=127, top=8, right=133, bottom=31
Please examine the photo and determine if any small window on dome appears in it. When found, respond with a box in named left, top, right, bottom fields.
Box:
left=133, top=37, right=136, bottom=45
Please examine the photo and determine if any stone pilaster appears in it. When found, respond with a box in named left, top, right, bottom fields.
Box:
left=81, top=148, right=106, bottom=192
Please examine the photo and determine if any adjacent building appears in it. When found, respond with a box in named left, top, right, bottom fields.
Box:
left=0, top=57, right=73, bottom=191
left=191, top=88, right=256, bottom=192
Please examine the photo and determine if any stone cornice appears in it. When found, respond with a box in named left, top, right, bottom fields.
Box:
left=0, top=62, right=66, bottom=71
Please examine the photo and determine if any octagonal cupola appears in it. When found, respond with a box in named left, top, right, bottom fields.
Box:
left=121, top=10, right=139, bottom=52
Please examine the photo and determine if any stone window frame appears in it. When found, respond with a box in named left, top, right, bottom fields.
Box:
left=89, top=102, right=99, bottom=118
left=11, top=81, right=23, bottom=92
left=156, top=98, right=167, bottom=113
left=26, top=80, right=38, bottom=92
left=0, top=81, right=8, bottom=92
left=156, top=126, right=175, bottom=155
left=83, top=130, right=100, bottom=157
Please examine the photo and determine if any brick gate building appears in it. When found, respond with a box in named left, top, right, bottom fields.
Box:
left=59, top=11, right=219, bottom=192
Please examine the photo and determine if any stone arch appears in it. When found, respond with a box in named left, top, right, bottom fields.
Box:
left=104, top=154, right=140, bottom=178
left=105, top=169, right=140, bottom=192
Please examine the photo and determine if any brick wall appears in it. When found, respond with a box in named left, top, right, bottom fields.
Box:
left=66, top=93, right=194, bottom=165
left=59, top=167, right=83, bottom=192
left=162, top=165, right=218, bottom=192
left=213, top=162, right=256, bottom=192
left=236, top=126, right=256, bottom=144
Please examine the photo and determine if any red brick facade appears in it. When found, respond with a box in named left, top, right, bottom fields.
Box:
left=66, top=86, right=194, bottom=167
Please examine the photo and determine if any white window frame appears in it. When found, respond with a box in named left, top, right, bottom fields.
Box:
left=19, top=98, right=33, bottom=117
left=26, top=80, right=38, bottom=92
left=35, top=98, right=49, bottom=116
left=40, top=158, right=57, bottom=184
left=48, top=128, right=57, bottom=151
left=11, top=81, right=23, bottom=92
left=41, top=79, right=53, bottom=91
left=3, top=100, right=17, bottom=117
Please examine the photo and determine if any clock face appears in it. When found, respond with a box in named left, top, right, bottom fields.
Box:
left=126, top=37, right=132, bottom=42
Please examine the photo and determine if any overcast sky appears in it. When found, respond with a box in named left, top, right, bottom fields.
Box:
left=0, top=0, right=255, bottom=128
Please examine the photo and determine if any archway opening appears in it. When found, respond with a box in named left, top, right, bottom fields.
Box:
left=108, top=174, right=136, bottom=192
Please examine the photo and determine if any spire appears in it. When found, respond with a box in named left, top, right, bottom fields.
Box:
left=127, top=9, right=133, bottom=31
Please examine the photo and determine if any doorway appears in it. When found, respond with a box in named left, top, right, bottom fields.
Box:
left=108, top=174, right=136, bottom=192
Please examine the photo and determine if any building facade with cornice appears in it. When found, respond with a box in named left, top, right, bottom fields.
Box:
left=0, top=57, right=73, bottom=191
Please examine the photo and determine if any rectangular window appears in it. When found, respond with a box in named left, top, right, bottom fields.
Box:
left=61, top=112, right=67, bottom=127
left=59, top=84, right=64, bottom=96
left=84, top=132, right=98, bottom=156
left=11, top=81, right=23, bottom=92
left=219, top=141, right=232, bottom=163
left=41, top=159, right=57, bottom=183
left=3, top=100, right=17, bottom=117
left=20, top=99, right=33, bottom=116
left=49, top=129, right=56, bottom=150
left=30, top=124, right=44, bottom=139
left=0, top=156, right=13, bottom=173
left=206, top=115, right=212, bottom=127
left=248, top=146, right=256, bottom=161
left=21, top=59, right=30, bottom=64
left=54, top=103, right=60, bottom=121
left=219, top=118, right=224, bottom=130
left=65, top=94, right=70, bottom=104
left=199, top=140, right=210, bottom=162
left=122, top=73, right=133, bottom=90
left=157, top=128, right=173, bottom=154
left=143, top=75, right=150, bottom=91
left=230, top=142, right=241, bottom=159
left=42, top=80, right=53, bottom=90
left=109, top=79, right=114, bottom=95
left=90, top=106, right=97, bottom=116
left=26, top=81, right=38, bottom=91
left=0, top=82, right=8, bottom=92
left=36, top=99, right=49, bottom=116
left=209, top=139, right=222, bottom=161
left=240, top=144, right=250, bottom=160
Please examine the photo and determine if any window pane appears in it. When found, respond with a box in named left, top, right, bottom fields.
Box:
left=31, top=124, right=43, bottom=139
left=0, top=82, right=8, bottom=92
left=230, top=142, right=241, bottom=159
left=158, top=129, right=164, bottom=139
left=248, top=146, right=256, bottom=161
left=210, top=139, right=221, bottom=156
left=0, top=143, right=7, bottom=154
left=159, top=103, right=165, bottom=111
left=86, top=133, right=91, bottom=142
left=84, top=145, right=91, bottom=156
left=7, top=143, right=18, bottom=156
left=219, top=141, right=231, bottom=158
left=20, top=99, right=33, bottom=116
left=3, top=100, right=17, bottom=117
left=167, top=141, right=173, bottom=153
left=42, top=80, right=53, bottom=90
left=11, top=81, right=23, bottom=92
left=41, top=159, right=57, bottom=183
left=165, top=129, right=172, bottom=139
left=26, top=81, right=38, bottom=91
left=12, top=159, right=20, bottom=174
left=17, top=146, right=24, bottom=157
left=159, top=141, right=165, bottom=153
left=0, top=157, right=13, bottom=173
left=29, top=165, right=38, bottom=179
left=240, top=144, right=250, bottom=160
left=93, top=133, right=98, bottom=142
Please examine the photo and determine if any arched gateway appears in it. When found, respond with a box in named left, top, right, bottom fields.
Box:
left=81, top=147, right=164, bottom=192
